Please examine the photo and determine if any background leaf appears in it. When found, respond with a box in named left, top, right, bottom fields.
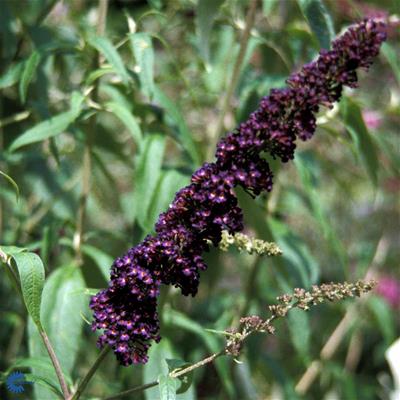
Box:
left=297, top=0, right=335, bottom=49
left=129, top=32, right=155, bottom=99
left=9, top=92, right=84, bottom=152
left=159, top=374, right=178, bottom=400
left=12, top=252, right=45, bottom=327
left=196, top=0, right=225, bottom=66
left=28, top=265, right=86, bottom=399
left=340, top=97, right=380, bottom=186
left=105, top=101, right=143, bottom=149
left=88, top=35, right=130, bottom=85
left=133, top=134, right=166, bottom=231
left=154, top=87, right=200, bottom=166
left=0, top=170, right=20, bottom=200
left=19, top=50, right=41, bottom=104
left=147, top=170, right=190, bottom=228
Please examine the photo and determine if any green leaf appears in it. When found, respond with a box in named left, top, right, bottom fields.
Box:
left=9, top=92, right=84, bottom=152
left=19, top=50, right=41, bottom=104
left=8, top=357, right=73, bottom=387
left=287, top=308, right=310, bottom=363
left=0, top=61, right=24, bottom=89
left=196, top=0, right=225, bottom=66
left=340, top=97, right=380, bottom=186
left=133, top=134, right=166, bottom=230
left=86, top=66, right=114, bottom=85
left=129, top=33, right=155, bottom=99
left=105, top=101, right=143, bottom=148
left=144, top=340, right=195, bottom=400
left=367, top=296, right=396, bottom=345
left=0, top=170, right=20, bottom=200
left=88, top=35, right=130, bottom=85
left=24, top=373, right=64, bottom=399
left=297, top=0, right=335, bottom=49
left=154, top=87, right=200, bottom=165
left=268, top=217, right=319, bottom=287
left=381, top=43, right=400, bottom=86
left=159, top=374, right=178, bottom=400
left=164, top=308, right=234, bottom=397
left=294, top=153, right=347, bottom=274
left=148, top=0, right=162, bottom=9
left=166, top=359, right=193, bottom=394
left=12, top=252, right=45, bottom=327
left=28, top=265, right=86, bottom=399
left=147, top=170, right=189, bottom=229
left=81, top=244, right=112, bottom=282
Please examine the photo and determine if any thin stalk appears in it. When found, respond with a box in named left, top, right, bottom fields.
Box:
left=74, top=0, right=108, bottom=263
left=0, top=110, right=31, bottom=128
left=69, top=346, right=111, bottom=400
left=207, top=0, right=258, bottom=159
left=103, top=351, right=225, bottom=400
left=39, top=327, right=70, bottom=399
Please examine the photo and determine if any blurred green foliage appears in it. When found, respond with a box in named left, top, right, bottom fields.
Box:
left=0, top=0, right=399, bottom=399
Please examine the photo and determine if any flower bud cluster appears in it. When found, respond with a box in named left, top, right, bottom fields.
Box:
left=91, top=20, right=386, bottom=365
left=217, top=230, right=282, bottom=256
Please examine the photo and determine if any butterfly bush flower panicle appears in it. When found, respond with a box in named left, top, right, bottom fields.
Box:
left=90, top=19, right=387, bottom=366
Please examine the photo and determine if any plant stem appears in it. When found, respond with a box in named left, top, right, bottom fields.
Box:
left=74, top=0, right=108, bottom=263
left=207, top=0, right=258, bottom=159
left=39, top=327, right=70, bottom=399
left=103, top=351, right=225, bottom=400
left=69, top=346, right=111, bottom=400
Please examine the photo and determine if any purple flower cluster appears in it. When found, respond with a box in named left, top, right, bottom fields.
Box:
left=90, top=19, right=386, bottom=366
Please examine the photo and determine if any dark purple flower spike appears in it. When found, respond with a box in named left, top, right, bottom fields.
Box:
left=90, top=19, right=386, bottom=366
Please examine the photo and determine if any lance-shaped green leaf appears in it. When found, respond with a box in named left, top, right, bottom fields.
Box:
left=166, top=359, right=193, bottom=394
left=196, top=0, right=225, bottom=66
left=88, top=35, right=130, bottom=85
left=133, top=134, right=166, bottom=230
left=0, top=170, right=20, bottom=200
left=294, top=154, right=347, bottom=275
left=147, top=170, right=189, bottom=229
left=12, top=252, right=45, bottom=328
left=381, top=42, right=400, bottom=86
left=154, top=87, right=200, bottom=165
left=297, top=0, right=335, bottom=50
left=28, top=265, right=86, bottom=399
left=0, top=61, right=24, bottom=89
left=159, top=374, right=178, bottom=400
left=164, top=308, right=234, bottom=397
left=105, top=101, right=143, bottom=149
left=129, top=32, right=155, bottom=99
left=287, top=308, right=311, bottom=363
left=144, top=339, right=195, bottom=400
left=81, top=244, right=113, bottom=282
left=9, top=92, right=84, bottom=152
left=340, top=97, right=379, bottom=186
left=19, top=50, right=41, bottom=104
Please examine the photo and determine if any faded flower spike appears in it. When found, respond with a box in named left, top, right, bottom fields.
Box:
left=229, top=279, right=376, bottom=356
left=90, top=19, right=386, bottom=366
